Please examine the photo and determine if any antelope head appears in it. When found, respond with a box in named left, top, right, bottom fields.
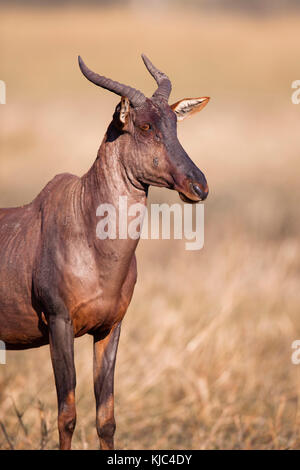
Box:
left=78, top=54, right=209, bottom=203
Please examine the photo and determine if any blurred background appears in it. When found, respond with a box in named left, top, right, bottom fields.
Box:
left=1, top=0, right=300, bottom=450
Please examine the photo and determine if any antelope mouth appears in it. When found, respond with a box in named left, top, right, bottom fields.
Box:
left=178, top=183, right=208, bottom=204
left=178, top=192, right=200, bottom=204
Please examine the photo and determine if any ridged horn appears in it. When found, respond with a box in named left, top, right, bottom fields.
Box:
left=78, top=56, right=146, bottom=107
left=141, top=54, right=172, bottom=102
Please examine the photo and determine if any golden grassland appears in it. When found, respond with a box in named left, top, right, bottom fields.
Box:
left=1, top=6, right=300, bottom=449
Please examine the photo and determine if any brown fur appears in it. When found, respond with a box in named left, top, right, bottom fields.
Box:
left=0, top=59, right=209, bottom=449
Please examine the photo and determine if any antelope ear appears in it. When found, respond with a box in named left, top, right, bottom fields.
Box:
left=119, top=96, right=130, bottom=124
left=170, top=97, right=210, bottom=121
left=114, top=96, right=130, bottom=129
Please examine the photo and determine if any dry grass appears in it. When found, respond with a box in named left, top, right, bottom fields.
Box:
left=1, top=5, right=300, bottom=449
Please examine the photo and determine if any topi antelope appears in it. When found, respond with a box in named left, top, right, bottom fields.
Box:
left=0, top=54, right=210, bottom=450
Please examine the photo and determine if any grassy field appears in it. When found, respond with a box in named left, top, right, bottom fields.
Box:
left=1, top=5, right=300, bottom=449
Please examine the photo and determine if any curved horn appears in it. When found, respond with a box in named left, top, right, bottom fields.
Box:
left=141, top=54, right=172, bottom=102
left=78, top=56, right=146, bottom=107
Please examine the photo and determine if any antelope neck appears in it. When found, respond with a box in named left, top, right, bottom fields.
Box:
left=80, top=126, right=147, bottom=233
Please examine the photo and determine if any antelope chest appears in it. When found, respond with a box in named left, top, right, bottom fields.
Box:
left=64, top=256, right=137, bottom=337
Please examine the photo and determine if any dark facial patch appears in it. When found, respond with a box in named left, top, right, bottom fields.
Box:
left=153, top=157, right=159, bottom=167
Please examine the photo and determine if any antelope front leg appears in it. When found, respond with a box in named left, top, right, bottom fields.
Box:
left=48, top=313, right=76, bottom=450
left=93, top=323, right=121, bottom=450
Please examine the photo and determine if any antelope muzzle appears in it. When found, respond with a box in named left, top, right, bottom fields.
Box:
left=171, top=153, right=209, bottom=204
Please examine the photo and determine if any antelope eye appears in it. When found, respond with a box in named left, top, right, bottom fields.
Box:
left=139, top=123, right=151, bottom=131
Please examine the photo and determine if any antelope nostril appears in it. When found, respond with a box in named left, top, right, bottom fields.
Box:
left=191, top=183, right=202, bottom=197
left=191, top=183, right=208, bottom=201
